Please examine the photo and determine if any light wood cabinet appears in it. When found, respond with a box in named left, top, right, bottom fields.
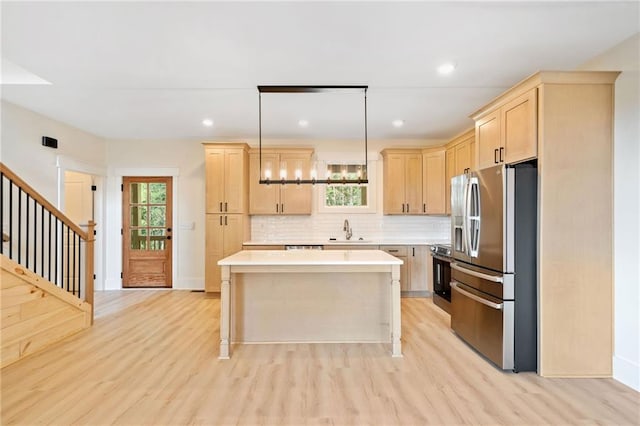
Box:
left=408, top=245, right=429, bottom=292
left=204, top=144, right=249, bottom=214
left=445, top=147, right=455, bottom=215
left=443, top=129, right=475, bottom=215
left=454, top=140, right=471, bottom=175
left=475, top=88, right=537, bottom=170
left=381, top=149, right=423, bottom=215
left=205, top=214, right=249, bottom=292
left=380, top=245, right=409, bottom=291
left=476, top=110, right=502, bottom=169
left=470, top=71, right=619, bottom=377
left=422, top=148, right=446, bottom=215
left=503, top=89, right=537, bottom=164
left=203, top=143, right=250, bottom=293
left=380, top=245, right=430, bottom=295
left=249, top=149, right=313, bottom=215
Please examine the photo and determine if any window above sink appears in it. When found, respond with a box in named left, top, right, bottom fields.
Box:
left=316, top=159, right=378, bottom=214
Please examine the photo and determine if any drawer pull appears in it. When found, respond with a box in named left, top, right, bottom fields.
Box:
left=451, top=281, right=502, bottom=310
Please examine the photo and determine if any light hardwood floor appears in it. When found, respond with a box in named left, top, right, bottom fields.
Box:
left=1, top=291, right=638, bottom=425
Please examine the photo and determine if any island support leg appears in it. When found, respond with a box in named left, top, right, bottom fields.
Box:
left=391, top=264, right=402, bottom=357
left=219, top=266, right=231, bottom=359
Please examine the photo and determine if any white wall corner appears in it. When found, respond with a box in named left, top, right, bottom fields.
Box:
left=613, top=355, right=640, bottom=391
left=173, top=277, right=204, bottom=290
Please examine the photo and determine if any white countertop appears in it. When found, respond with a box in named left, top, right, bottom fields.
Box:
left=242, top=239, right=450, bottom=246
left=218, top=249, right=404, bottom=266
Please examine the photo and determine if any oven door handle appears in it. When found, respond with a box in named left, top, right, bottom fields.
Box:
left=451, top=281, right=503, bottom=310
left=450, top=262, right=503, bottom=283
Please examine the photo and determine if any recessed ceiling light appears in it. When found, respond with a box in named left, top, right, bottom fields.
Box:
left=202, top=119, right=214, bottom=127
left=437, top=62, right=456, bottom=75
left=392, top=119, right=405, bottom=128
left=298, top=119, right=309, bottom=127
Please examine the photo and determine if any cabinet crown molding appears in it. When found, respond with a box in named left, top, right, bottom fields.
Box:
left=202, top=142, right=250, bottom=151
left=444, top=128, right=475, bottom=149
left=248, top=147, right=314, bottom=155
left=469, top=71, right=620, bottom=120
left=380, top=148, right=423, bottom=156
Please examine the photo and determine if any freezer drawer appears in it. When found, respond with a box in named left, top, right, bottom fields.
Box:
left=451, top=281, right=514, bottom=370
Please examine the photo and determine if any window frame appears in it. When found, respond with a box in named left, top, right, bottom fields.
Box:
left=316, top=160, right=377, bottom=214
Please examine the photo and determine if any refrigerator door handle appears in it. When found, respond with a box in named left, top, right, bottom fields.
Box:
left=468, top=178, right=480, bottom=258
left=451, top=262, right=503, bottom=283
left=451, top=281, right=503, bottom=310
left=464, top=178, right=473, bottom=256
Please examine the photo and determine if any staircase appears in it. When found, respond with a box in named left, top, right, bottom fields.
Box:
left=1, top=162, right=95, bottom=368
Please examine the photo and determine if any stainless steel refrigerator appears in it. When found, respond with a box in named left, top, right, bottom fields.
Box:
left=450, top=163, right=537, bottom=372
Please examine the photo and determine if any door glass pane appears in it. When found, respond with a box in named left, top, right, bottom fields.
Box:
left=130, top=229, right=148, bottom=250
left=130, top=183, right=148, bottom=204
left=130, top=206, right=148, bottom=227
left=149, top=206, right=166, bottom=227
left=149, top=228, right=166, bottom=251
left=149, top=183, right=167, bottom=204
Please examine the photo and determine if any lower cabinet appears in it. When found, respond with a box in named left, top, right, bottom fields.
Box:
left=205, top=214, right=248, bottom=292
left=408, top=245, right=429, bottom=292
left=380, top=245, right=431, bottom=295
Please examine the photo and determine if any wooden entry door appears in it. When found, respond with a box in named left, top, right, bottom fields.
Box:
left=122, top=177, right=172, bottom=287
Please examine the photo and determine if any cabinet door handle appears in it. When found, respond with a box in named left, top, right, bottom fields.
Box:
left=225, top=216, right=228, bottom=226
left=276, top=204, right=279, bottom=213
left=423, top=203, right=426, bottom=213
left=412, top=247, right=415, bottom=256
left=494, top=149, right=499, bottom=164
left=281, top=204, right=284, bottom=213
left=166, top=236, right=172, bottom=240
left=219, top=202, right=223, bottom=212
left=402, top=204, right=405, bottom=213
left=499, top=147, right=504, bottom=163
left=406, top=204, right=410, bottom=213
left=219, top=216, right=222, bottom=226
left=224, top=202, right=228, bottom=212
left=388, top=249, right=399, bottom=253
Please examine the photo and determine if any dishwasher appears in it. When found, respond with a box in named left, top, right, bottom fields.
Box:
left=284, top=245, right=324, bottom=250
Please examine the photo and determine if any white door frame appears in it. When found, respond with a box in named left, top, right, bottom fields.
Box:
left=56, top=155, right=106, bottom=291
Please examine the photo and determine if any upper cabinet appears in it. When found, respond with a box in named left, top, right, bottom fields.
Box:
left=249, top=148, right=313, bottom=215
left=443, top=129, right=475, bottom=215
left=381, top=149, right=423, bottom=215
left=204, top=143, right=249, bottom=214
left=422, top=148, right=446, bottom=215
left=475, top=88, right=537, bottom=170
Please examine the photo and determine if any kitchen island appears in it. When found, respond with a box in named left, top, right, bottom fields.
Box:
left=217, top=250, right=403, bottom=359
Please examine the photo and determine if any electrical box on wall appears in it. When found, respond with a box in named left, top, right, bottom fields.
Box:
left=42, top=136, right=58, bottom=149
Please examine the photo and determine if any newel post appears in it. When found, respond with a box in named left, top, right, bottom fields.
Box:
left=85, top=220, right=96, bottom=324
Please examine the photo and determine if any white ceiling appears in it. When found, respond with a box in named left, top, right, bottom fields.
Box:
left=1, top=1, right=638, bottom=142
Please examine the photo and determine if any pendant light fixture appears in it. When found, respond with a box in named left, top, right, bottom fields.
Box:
left=257, top=85, right=369, bottom=185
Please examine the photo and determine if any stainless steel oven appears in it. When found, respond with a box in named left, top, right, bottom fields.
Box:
left=430, top=244, right=452, bottom=313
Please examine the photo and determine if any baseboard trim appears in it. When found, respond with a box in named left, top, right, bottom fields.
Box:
left=613, top=354, right=640, bottom=391
left=104, top=278, right=121, bottom=290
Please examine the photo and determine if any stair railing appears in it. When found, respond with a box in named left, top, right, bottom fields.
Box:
left=0, top=163, right=94, bottom=321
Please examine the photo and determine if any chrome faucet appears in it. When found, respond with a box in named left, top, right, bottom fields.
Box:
left=343, top=219, right=353, bottom=240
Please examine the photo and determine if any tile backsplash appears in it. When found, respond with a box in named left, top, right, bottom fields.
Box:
left=250, top=214, right=451, bottom=242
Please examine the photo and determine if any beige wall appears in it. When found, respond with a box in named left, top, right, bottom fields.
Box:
left=0, top=101, right=106, bottom=203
